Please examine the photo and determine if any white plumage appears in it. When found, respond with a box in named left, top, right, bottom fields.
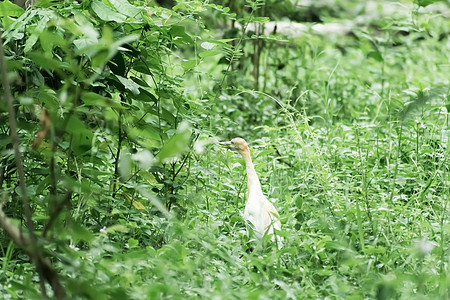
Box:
left=220, top=138, right=282, bottom=243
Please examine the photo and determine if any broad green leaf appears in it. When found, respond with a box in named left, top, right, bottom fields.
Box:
left=73, top=37, right=99, bottom=53
left=106, top=224, right=129, bottom=233
left=91, top=0, right=126, bottom=23
left=108, top=33, right=140, bottom=61
left=27, top=51, right=67, bottom=71
left=181, top=59, right=197, bottom=71
left=251, top=16, right=270, bottom=23
left=368, top=49, right=383, bottom=62
left=162, top=108, right=176, bottom=124
left=157, top=122, right=192, bottom=162
left=108, top=53, right=126, bottom=76
left=136, top=89, right=157, bottom=103
left=127, top=238, right=139, bottom=248
left=128, top=125, right=161, bottom=148
left=81, top=92, right=122, bottom=109
left=169, top=26, right=193, bottom=44
left=216, top=38, right=237, bottom=43
left=66, top=116, right=94, bottom=155
left=0, top=134, right=11, bottom=147
left=70, top=222, right=95, bottom=243
left=0, top=0, right=24, bottom=17
left=115, top=75, right=141, bottom=95
left=136, top=49, right=161, bottom=72
left=109, top=0, right=142, bottom=18
left=133, top=60, right=153, bottom=75
left=24, top=15, right=50, bottom=53
left=39, top=30, right=66, bottom=55
left=199, top=50, right=222, bottom=58
left=34, top=87, right=59, bottom=110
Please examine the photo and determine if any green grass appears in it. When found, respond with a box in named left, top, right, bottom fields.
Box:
left=1, top=1, right=449, bottom=299
left=150, top=7, right=449, bottom=298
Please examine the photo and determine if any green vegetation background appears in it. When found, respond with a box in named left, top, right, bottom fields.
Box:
left=0, top=0, right=449, bottom=298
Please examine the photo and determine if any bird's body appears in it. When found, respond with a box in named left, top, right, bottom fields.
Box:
left=220, top=138, right=282, bottom=242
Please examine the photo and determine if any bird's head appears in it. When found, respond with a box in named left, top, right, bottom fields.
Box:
left=219, top=137, right=249, bottom=154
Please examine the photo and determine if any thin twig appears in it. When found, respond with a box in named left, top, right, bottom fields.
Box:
left=112, top=93, right=125, bottom=199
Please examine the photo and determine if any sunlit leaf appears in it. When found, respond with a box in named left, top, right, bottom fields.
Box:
left=157, top=122, right=191, bottom=162
left=109, top=0, right=142, bottom=18
left=24, top=15, right=50, bottom=53
left=201, top=42, right=214, bottom=50
left=115, top=75, right=141, bottom=95
left=91, top=0, right=127, bottom=23
left=0, top=0, right=24, bottom=17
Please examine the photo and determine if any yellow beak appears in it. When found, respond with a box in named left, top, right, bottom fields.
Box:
left=219, top=141, right=232, bottom=148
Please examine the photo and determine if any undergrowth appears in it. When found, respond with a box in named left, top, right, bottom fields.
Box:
left=0, top=0, right=449, bottom=299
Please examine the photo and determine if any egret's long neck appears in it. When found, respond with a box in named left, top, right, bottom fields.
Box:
left=241, top=150, right=262, bottom=198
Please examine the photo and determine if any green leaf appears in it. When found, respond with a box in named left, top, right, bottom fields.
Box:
left=108, top=53, right=126, bottom=76
left=128, top=125, right=161, bottom=148
left=169, top=26, right=193, bottom=44
left=127, top=238, right=139, bottom=248
left=251, top=16, right=270, bottom=23
left=0, top=0, right=24, bottom=17
left=216, top=38, right=237, bottom=43
left=133, top=60, right=153, bottom=75
left=136, top=89, right=157, bottom=103
left=199, top=50, right=222, bottom=58
left=91, top=0, right=127, bottom=23
left=181, top=59, right=198, bottom=71
left=0, top=134, right=11, bottom=147
left=39, top=30, right=66, bottom=55
left=81, top=92, right=122, bottom=109
left=108, top=33, right=140, bottom=61
left=138, top=49, right=161, bottom=72
left=106, top=224, right=129, bottom=233
left=24, top=15, right=50, bottom=53
left=70, top=222, right=95, bottom=243
left=27, top=51, right=67, bottom=71
left=157, top=122, right=192, bottom=162
left=414, top=0, right=440, bottom=7
left=66, top=116, right=94, bottom=155
left=368, top=49, right=383, bottom=62
left=73, top=37, right=99, bottom=54
left=115, top=75, right=141, bottom=95
left=109, top=0, right=142, bottom=18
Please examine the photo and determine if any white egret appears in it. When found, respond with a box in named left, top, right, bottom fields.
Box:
left=220, top=138, right=282, bottom=243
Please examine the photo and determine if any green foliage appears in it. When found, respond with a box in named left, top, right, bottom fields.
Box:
left=0, top=0, right=449, bottom=299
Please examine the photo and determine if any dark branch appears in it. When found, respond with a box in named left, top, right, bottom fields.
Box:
left=0, top=31, right=66, bottom=299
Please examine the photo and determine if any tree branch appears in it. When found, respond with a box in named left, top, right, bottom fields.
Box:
left=0, top=31, right=66, bottom=299
left=0, top=204, right=66, bottom=298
